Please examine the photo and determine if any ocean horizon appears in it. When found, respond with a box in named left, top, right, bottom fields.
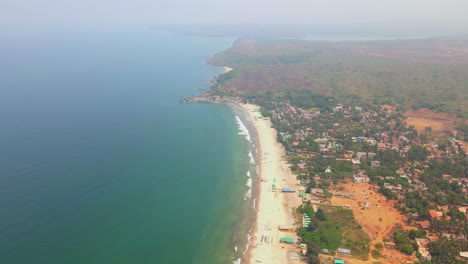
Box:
left=0, top=30, right=257, bottom=264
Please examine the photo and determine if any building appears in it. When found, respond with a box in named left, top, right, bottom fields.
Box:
left=337, top=248, right=351, bottom=255
left=384, top=241, right=396, bottom=248
left=353, top=175, right=370, bottom=183
left=280, top=237, right=294, bottom=244
left=418, top=247, right=431, bottom=261
left=352, top=159, right=361, bottom=167
left=429, top=210, right=442, bottom=221
left=333, top=259, right=345, bottom=264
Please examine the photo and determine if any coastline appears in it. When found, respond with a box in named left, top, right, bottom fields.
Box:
left=229, top=101, right=302, bottom=264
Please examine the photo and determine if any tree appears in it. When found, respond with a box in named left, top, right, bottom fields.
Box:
left=316, top=208, right=326, bottom=221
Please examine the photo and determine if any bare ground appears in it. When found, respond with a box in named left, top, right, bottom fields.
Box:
left=329, top=181, right=418, bottom=264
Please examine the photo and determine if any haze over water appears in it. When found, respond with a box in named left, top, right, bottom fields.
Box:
left=0, top=30, right=254, bottom=263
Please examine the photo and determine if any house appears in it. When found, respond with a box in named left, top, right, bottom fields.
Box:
left=371, top=161, right=381, bottom=168
left=337, top=248, right=351, bottom=255
left=399, top=135, right=409, bottom=142
left=314, top=138, right=328, bottom=144
left=384, top=241, right=396, bottom=248
left=311, top=188, right=324, bottom=195
left=298, top=162, right=307, bottom=170
left=415, top=220, right=431, bottom=230
left=357, top=136, right=367, bottom=143
left=418, top=247, right=432, bottom=261
left=352, top=159, right=361, bottom=167
left=429, top=210, right=441, bottom=221
left=353, top=175, right=370, bottom=183
left=356, top=152, right=367, bottom=159
left=415, top=238, right=429, bottom=247
left=377, top=143, right=387, bottom=150
left=458, top=206, right=468, bottom=214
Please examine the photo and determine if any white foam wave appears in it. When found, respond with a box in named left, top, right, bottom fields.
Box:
left=243, top=233, right=251, bottom=255
left=235, top=116, right=251, bottom=142
left=248, top=151, right=255, bottom=164
left=233, top=258, right=241, bottom=264
left=244, top=170, right=252, bottom=200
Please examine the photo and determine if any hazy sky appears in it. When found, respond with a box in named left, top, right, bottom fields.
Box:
left=2, top=0, right=468, bottom=32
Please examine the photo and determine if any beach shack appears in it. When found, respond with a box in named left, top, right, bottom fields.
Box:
left=281, top=187, right=295, bottom=193
left=280, top=237, right=294, bottom=244
left=333, top=259, right=345, bottom=264
left=278, top=225, right=293, bottom=231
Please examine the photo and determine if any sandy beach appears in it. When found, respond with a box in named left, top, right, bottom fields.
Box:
left=223, top=66, right=233, bottom=73
left=236, top=103, right=303, bottom=264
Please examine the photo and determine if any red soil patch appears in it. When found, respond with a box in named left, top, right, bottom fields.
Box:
left=329, top=181, right=418, bottom=263
left=404, top=108, right=460, bottom=137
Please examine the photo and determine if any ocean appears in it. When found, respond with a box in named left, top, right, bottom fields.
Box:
left=0, top=30, right=257, bottom=264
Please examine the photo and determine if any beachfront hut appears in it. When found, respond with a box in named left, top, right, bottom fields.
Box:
left=281, top=187, right=295, bottom=193
left=280, top=237, right=294, bottom=244
left=333, top=259, right=345, bottom=264
left=337, top=248, right=351, bottom=255
left=278, top=225, right=293, bottom=231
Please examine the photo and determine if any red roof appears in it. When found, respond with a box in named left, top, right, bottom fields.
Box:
left=429, top=210, right=441, bottom=221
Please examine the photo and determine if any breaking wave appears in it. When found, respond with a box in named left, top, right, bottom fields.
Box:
left=235, top=116, right=251, bottom=142
left=248, top=151, right=255, bottom=164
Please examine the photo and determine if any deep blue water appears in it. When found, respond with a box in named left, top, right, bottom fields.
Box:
left=0, top=30, right=254, bottom=263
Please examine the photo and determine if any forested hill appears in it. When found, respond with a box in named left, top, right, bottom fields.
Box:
left=208, top=37, right=468, bottom=118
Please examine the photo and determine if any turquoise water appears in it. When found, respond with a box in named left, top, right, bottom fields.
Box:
left=0, top=31, right=255, bottom=263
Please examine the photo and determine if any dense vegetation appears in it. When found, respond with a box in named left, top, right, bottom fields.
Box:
left=242, top=90, right=335, bottom=112
left=392, top=229, right=426, bottom=255
left=297, top=205, right=370, bottom=263
left=209, top=38, right=468, bottom=117
left=428, top=238, right=468, bottom=264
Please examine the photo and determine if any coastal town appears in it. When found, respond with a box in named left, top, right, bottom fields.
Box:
left=185, top=91, right=468, bottom=264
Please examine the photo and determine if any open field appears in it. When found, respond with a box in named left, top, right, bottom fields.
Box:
left=404, top=108, right=463, bottom=137
left=329, top=181, right=418, bottom=263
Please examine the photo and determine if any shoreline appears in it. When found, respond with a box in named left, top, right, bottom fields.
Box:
left=229, top=101, right=302, bottom=264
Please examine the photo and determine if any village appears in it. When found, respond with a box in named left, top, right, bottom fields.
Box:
left=245, top=95, right=468, bottom=263
left=185, top=90, right=468, bottom=263
left=271, top=99, right=467, bottom=263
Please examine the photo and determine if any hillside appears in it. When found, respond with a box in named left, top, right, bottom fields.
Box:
left=208, top=37, right=468, bottom=118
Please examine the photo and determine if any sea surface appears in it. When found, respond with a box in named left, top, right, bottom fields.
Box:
left=0, top=30, right=257, bottom=264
